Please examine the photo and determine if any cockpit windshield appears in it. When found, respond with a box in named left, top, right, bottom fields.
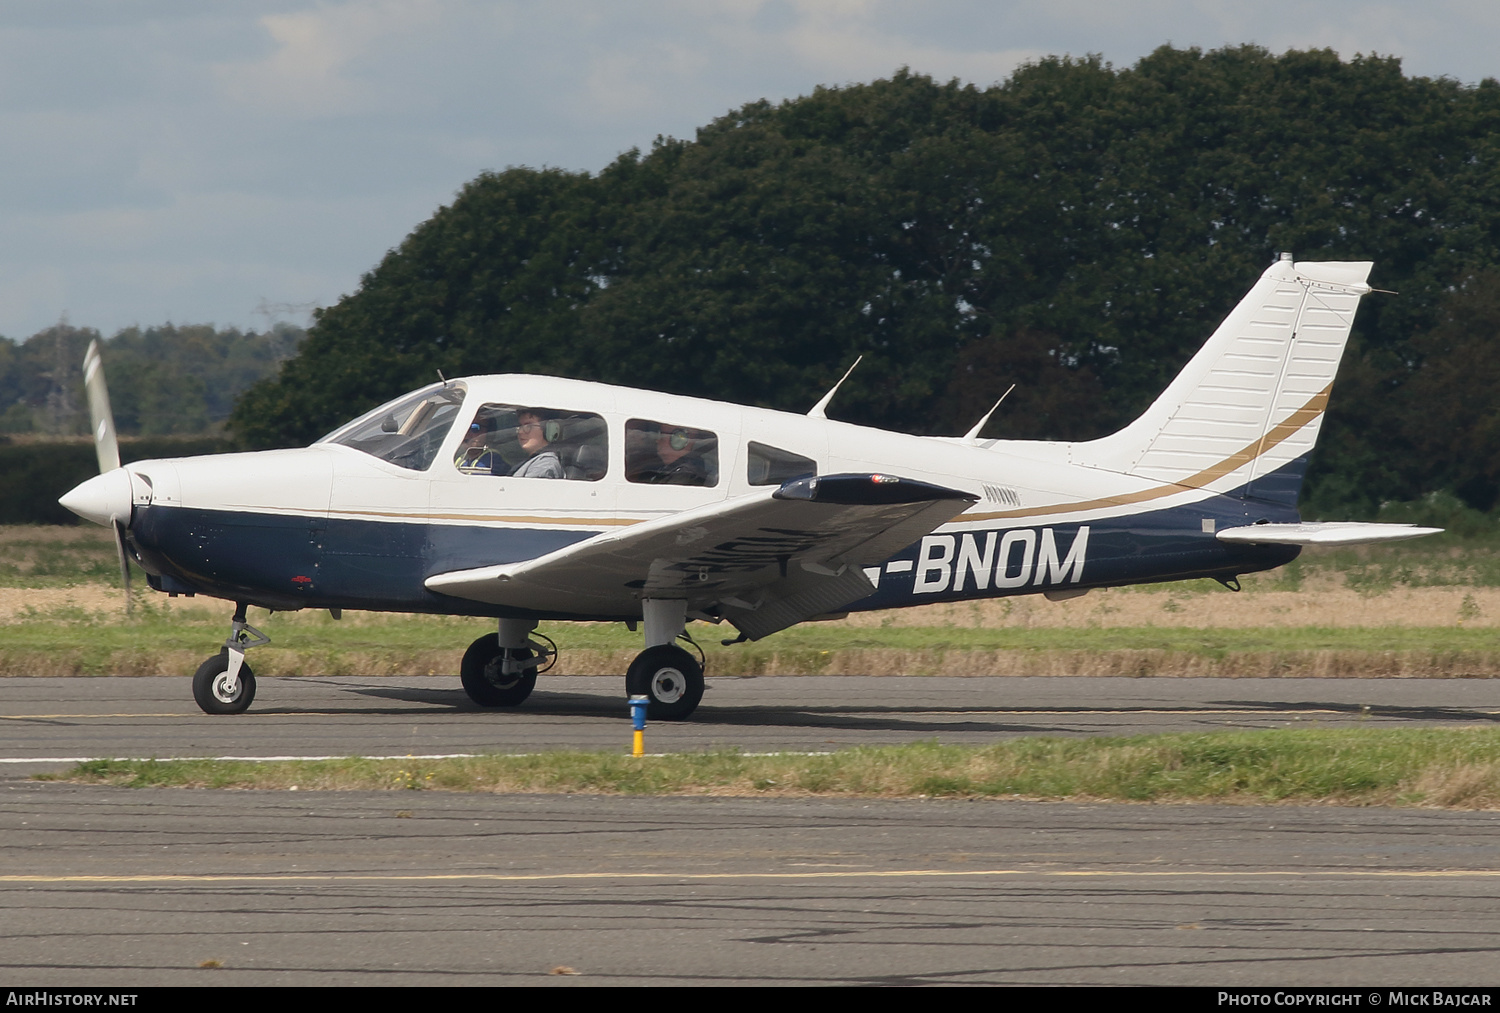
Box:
left=318, top=383, right=467, bottom=471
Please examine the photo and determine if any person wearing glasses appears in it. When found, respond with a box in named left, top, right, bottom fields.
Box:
left=509, top=409, right=564, bottom=479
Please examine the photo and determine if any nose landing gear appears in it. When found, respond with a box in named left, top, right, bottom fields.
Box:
left=192, top=602, right=267, bottom=715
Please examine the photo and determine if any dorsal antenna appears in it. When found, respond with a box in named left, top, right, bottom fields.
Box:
left=962, top=383, right=1016, bottom=443
left=807, top=356, right=863, bottom=419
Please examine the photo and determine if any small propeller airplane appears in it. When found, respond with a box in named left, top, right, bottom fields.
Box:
left=60, top=254, right=1438, bottom=719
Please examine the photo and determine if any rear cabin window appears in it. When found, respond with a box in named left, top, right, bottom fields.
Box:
left=454, top=405, right=608, bottom=481
left=624, top=419, right=718, bottom=487
left=747, top=442, right=817, bottom=486
left=325, top=384, right=466, bottom=471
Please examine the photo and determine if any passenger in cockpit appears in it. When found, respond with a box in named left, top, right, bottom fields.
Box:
left=510, top=409, right=564, bottom=479
left=628, top=424, right=712, bottom=486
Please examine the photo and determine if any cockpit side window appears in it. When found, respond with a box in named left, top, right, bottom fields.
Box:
left=455, top=404, right=608, bottom=481
left=747, top=442, right=817, bottom=485
left=323, top=384, right=466, bottom=471
left=625, top=419, right=718, bottom=487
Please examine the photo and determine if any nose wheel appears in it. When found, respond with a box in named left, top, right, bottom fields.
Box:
left=192, top=650, right=257, bottom=715
left=192, top=602, right=266, bottom=715
left=626, top=644, right=704, bottom=720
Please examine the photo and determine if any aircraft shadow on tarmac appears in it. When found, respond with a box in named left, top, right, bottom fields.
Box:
left=244, top=681, right=1498, bottom=734
left=245, top=681, right=1431, bottom=735
left=300, top=684, right=1074, bottom=733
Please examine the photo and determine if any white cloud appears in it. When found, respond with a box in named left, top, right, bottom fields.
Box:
left=778, top=1, right=1043, bottom=85
left=216, top=1, right=401, bottom=117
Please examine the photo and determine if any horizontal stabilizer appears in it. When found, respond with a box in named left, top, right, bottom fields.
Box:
left=1215, top=522, right=1442, bottom=546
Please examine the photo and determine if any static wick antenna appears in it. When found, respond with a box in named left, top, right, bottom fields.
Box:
left=962, top=384, right=1016, bottom=443
left=807, top=356, right=863, bottom=419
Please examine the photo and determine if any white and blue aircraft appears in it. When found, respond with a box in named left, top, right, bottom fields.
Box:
left=60, top=255, right=1438, bottom=719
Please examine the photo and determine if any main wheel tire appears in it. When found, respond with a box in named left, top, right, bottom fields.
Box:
left=460, top=633, right=538, bottom=707
left=626, top=644, right=704, bottom=721
left=192, top=650, right=257, bottom=715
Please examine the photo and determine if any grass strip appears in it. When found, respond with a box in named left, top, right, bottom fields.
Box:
left=43, top=728, right=1500, bottom=809
left=8, top=608, right=1500, bottom=677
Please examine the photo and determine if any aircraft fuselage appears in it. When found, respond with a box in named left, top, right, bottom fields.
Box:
left=110, top=374, right=1300, bottom=620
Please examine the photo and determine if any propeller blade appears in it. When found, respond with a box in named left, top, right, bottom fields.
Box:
left=82, top=339, right=120, bottom=474
left=112, top=518, right=133, bottom=617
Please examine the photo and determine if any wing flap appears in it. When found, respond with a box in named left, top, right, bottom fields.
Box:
left=718, top=565, right=879, bottom=641
left=1215, top=522, right=1442, bottom=546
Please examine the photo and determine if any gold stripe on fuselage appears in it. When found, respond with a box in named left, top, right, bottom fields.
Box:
left=328, top=508, right=642, bottom=527
left=963, top=384, right=1331, bottom=523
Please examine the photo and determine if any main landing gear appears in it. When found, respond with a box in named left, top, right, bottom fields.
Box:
left=459, top=601, right=706, bottom=720
left=192, top=602, right=267, bottom=715
left=460, top=618, right=557, bottom=708
left=626, top=643, right=704, bottom=721
left=625, top=599, right=704, bottom=721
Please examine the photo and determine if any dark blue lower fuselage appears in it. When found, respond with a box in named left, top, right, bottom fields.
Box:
left=127, top=468, right=1302, bottom=621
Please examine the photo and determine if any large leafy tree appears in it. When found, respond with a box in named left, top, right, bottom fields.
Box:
left=231, top=48, right=1500, bottom=516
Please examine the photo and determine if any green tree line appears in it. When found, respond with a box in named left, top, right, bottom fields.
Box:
left=231, top=46, right=1500, bottom=519
left=0, top=321, right=303, bottom=438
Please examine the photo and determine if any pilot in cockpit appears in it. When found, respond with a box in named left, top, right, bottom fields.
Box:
left=454, top=416, right=501, bottom=474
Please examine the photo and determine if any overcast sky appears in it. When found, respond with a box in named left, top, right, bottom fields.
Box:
left=2, top=0, right=1496, bottom=341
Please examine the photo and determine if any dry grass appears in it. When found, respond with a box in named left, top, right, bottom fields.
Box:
left=8, top=526, right=1500, bottom=680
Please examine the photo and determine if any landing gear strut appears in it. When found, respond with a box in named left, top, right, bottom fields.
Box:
left=192, top=602, right=266, bottom=715
left=626, top=599, right=704, bottom=720
left=461, top=618, right=556, bottom=707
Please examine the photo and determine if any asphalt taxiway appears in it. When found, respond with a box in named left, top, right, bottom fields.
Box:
left=3, top=787, right=1499, bottom=986
left=4, top=675, right=1498, bottom=986
left=3, top=674, right=1498, bottom=773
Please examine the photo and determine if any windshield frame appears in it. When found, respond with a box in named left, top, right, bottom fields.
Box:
left=316, top=381, right=469, bottom=472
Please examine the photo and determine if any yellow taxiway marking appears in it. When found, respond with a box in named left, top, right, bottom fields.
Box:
left=1, top=713, right=195, bottom=720
left=3, top=868, right=1500, bottom=886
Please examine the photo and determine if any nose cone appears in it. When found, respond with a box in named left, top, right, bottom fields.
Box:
left=59, top=468, right=133, bottom=527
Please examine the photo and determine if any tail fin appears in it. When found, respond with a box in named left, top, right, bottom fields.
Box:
left=1070, top=256, right=1373, bottom=507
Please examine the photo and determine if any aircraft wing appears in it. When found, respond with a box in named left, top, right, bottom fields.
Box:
left=425, top=473, right=977, bottom=638
left=1215, top=522, right=1442, bottom=546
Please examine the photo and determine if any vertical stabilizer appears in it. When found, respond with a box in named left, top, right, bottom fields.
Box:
left=1070, top=257, right=1372, bottom=504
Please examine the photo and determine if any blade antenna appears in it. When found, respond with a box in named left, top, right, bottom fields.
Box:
left=807, top=356, right=863, bottom=419
left=963, top=384, right=1016, bottom=443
